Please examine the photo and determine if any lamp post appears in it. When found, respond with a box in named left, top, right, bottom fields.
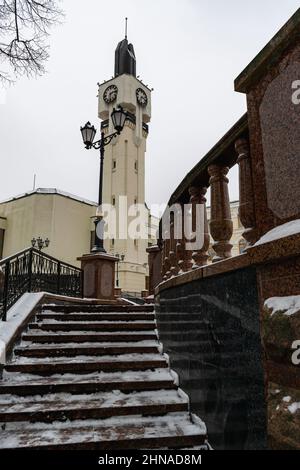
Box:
left=31, top=237, right=50, bottom=251
left=80, top=106, right=127, bottom=253
left=115, top=253, right=125, bottom=287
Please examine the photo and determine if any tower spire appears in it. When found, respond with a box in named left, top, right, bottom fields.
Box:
left=114, top=19, right=136, bottom=77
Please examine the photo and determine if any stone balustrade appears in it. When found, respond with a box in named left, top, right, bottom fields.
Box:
left=149, top=114, right=255, bottom=283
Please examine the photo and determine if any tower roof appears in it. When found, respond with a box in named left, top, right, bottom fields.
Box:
left=114, top=38, right=136, bottom=77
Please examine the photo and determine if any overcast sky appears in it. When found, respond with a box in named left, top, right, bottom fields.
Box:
left=0, top=0, right=299, bottom=214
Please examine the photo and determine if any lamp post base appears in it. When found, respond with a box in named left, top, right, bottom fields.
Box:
left=91, top=245, right=106, bottom=254
left=78, top=252, right=118, bottom=300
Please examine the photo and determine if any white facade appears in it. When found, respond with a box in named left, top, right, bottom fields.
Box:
left=97, top=71, right=152, bottom=293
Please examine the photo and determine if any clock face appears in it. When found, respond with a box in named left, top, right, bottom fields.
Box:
left=103, top=85, right=118, bottom=104
left=136, top=88, right=148, bottom=107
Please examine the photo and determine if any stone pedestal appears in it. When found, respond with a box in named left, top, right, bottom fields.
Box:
left=146, top=245, right=162, bottom=295
left=78, top=253, right=118, bottom=301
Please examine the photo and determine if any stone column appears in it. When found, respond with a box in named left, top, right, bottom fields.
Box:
left=235, top=138, right=257, bottom=246
left=188, top=186, right=210, bottom=268
left=208, top=165, right=233, bottom=261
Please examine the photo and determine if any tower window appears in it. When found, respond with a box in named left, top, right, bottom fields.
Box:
left=134, top=197, right=137, bottom=205
left=134, top=161, right=138, bottom=172
left=112, top=160, right=116, bottom=170
left=112, top=196, right=116, bottom=206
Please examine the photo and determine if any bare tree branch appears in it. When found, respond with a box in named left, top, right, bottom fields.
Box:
left=0, top=0, right=63, bottom=84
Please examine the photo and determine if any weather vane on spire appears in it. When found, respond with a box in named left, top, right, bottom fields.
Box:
left=125, top=17, right=128, bottom=40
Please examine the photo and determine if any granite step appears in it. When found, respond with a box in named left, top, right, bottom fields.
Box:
left=28, top=322, right=156, bottom=332
left=0, top=390, right=188, bottom=423
left=5, top=354, right=168, bottom=375
left=22, top=332, right=158, bottom=343
left=0, top=369, right=177, bottom=396
left=39, top=304, right=154, bottom=313
left=37, top=312, right=155, bottom=322
left=0, top=413, right=206, bottom=449
left=15, top=343, right=160, bottom=358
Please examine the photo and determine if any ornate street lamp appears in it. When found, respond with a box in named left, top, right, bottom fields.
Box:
left=31, top=237, right=50, bottom=250
left=80, top=106, right=127, bottom=253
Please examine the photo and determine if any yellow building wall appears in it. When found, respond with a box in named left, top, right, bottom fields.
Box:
left=0, top=193, right=96, bottom=267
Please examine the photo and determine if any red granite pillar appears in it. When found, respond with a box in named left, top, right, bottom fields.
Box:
left=235, top=138, right=257, bottom=246
left=208, top=165, right=233, bottom=261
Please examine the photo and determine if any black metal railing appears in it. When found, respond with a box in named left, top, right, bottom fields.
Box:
left=0, top=248, right=83, bottom=321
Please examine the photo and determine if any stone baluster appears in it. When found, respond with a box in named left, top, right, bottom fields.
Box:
left=161, top=239, right=166, bottom=280
left=188, top=186, right=210, bottom=268
left=162, top=229, right=171, bottom=280
left=169, top=214, right=179, bottom=276
left=208, top=165, right=233, bottom=261
left=235, top=138, right=257, bottom=246
left=178, top=205, right=193, bottom=273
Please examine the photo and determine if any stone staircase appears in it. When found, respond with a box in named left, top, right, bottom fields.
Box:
left=0, top=303, right=208, bottom=450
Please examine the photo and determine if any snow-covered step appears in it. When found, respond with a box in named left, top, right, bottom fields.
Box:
left=5, top=353, right=169, bottom=375
left=0, top=389, right=188, bottom=423
left=0, top=412, right=207, bottom=449
left=37, top=312, right=155, bottom=321
left=28, top=321, right=156, bottom=332
left=22, top=331, right=158, bottom=343
left=0, top=369, right=177, bottom=396
left=40, top=305, right=154, bottom=313
left=15, top=342, right=160, bottom=358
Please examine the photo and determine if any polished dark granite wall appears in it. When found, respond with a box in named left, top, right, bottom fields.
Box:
left=156, top=267, right=267, bottom=450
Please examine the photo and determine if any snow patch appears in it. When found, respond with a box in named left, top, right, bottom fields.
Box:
left=282, top=396, right=291, bottom=403
left=288, top=402, right=300, bottom=414
left=254, top=219, right=300, bottom=246
left=265, top=296, right=300, bottom=316
left=0, top=293, right=44, bottom=364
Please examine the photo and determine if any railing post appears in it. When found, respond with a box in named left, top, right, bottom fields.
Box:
left=208, top=164, right=233, bottom=261
left=79, top=268, right=84, bottom=298
left=57, top=261, right=61, bottom=295
left=235, top=138, right=257, bottom=246
left=2, top=261, right=10, bottom=322
left=28, top=249, right=33, bottom=292
left=188, top=186, right=210, bottom=268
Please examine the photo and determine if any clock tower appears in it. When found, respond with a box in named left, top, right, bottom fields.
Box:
left=98, top=34, right=152, bottom=294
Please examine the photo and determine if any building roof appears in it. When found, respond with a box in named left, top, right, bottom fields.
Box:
left=115, top=38, right=136, bottom=77
left=0, top=188, right=98, bottom=207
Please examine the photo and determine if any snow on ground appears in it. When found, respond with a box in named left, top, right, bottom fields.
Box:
left=1, top=411, right=207, bottom=434
left=10, top=352, right=166, bottom=364
left=264, top=296, right=300, bottom=316
left=19, top=340, right=159, bottom=348
left=0, top=293, right=44, bottom=364
left=0, top=388, right=187, bottom=407
left=2, top=367, right=174, bottom=384
left=254, top=219, right=300, bottom=246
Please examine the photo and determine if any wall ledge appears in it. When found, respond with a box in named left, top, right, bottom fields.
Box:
left=155, top=232, right=300, bottom=295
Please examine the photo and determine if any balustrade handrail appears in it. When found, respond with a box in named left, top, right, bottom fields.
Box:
left=151, top=112, right=257, bottom=286
left=0, top=247, right=83, bottom=321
